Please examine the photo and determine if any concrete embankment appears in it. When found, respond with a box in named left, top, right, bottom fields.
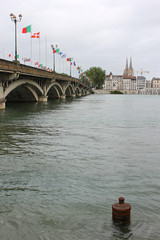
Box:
left=93, top=90, right=111, bottom=94
left=93, top=89, right=138, bottom=94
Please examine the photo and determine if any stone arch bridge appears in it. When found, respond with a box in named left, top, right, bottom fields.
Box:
left=0, top=59, right=91, bottom=109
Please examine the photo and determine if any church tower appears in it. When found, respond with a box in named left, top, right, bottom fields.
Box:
left=128, top=57, right=134, bottom=76
left=123, top=57, right=134, bottom=76
left=123, top=58, right=128, bottom=76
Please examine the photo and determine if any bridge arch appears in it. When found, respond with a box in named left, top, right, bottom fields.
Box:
left=4, top=79, right=43, bottom=101
left=46, top=82, right=63, bottom=99
left=65, top=83, right=75, bottom=97
left=75, top=86, right=81, bottom=96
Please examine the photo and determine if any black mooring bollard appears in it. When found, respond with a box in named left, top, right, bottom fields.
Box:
left=112, top=197, right=131, bottom=222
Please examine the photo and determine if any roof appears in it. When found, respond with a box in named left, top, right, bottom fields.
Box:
left=106, top=75, right=123, bottom=78
left=123, top=76, right=136, bottom=80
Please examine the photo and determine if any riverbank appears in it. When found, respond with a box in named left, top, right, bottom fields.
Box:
left=93, top=89, right=111, bottom=94
left=93, top=89, right=138, bottom=94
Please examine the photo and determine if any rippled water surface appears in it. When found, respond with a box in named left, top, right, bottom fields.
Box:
left=0, top=94, right=160, bottom=240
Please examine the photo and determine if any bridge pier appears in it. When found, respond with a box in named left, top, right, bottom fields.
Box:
left=0, top=98, right=5, bottom=110
left=77, top=93, right=82, bottom=97
left=71, top=94, right=76, bottom=98
left=60, top=94, right=66, bottom=99
left=38, top=96, right=48, bottom=102
left=0, top=83, right=5, bottom=109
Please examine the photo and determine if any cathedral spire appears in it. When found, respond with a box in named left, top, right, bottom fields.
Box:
left=123, top=57, right=134, bottom=77
left=123, top=58, right=128, bottom=76
left=125, top=58, right=128, bottom=70
left=128, top=57, right=134, bottom=76
left=129, top=57, right=132, bottom=69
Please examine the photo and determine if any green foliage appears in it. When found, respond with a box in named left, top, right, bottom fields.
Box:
left=110, top=90, right=123, bottom=94
left=60, top=73, right=69, bottom=76
left=81, top=67, right=106, bottom=89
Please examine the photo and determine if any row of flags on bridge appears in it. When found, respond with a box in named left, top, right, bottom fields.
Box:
left=8, top=24, right=91, bottom=84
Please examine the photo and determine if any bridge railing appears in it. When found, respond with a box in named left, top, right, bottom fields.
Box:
left=0, top=58, right=90, bottom=88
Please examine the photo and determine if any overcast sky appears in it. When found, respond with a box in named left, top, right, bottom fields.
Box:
left=1, top=0, right=160, bottom=79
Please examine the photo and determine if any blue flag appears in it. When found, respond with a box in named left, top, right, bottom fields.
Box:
left=61, top=53, right=66, bottom=58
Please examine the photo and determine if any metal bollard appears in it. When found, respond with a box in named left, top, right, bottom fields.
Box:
left=112, top=197, right=131, bottom=222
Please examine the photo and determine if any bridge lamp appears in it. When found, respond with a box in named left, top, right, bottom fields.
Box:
left=10, top=13, right=22, bottom=61
left=51, top=44, right=55, bottom=72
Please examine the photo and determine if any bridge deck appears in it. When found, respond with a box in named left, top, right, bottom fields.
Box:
left=0, top=58, right=83, bottom=84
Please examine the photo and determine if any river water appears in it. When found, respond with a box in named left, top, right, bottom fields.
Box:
left=0, top=94, right=160, bottom=240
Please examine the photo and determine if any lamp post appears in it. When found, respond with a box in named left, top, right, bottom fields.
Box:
left=51, top=44, right=55, bottom=72
left=10, top=13, right=22, bottom=61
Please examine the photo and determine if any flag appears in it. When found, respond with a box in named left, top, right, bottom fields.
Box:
left=53, top=49, right=60, bottom=53
left=31, top=32, right=40, bottom=38
left=9, top=53, right=11, bottom=57
left=25, top=58, right=30, bottom=62
left=59, top=52, right=63, bottom=56
left=22, top=25, right=31, bottom=33
left=35, top=62, right=39, bottom=65
left=61, top=53, right=66, bottom=58
left=67, top=58, right=72, bottom=61
left=73, top=62, right=76, bottom=66
left=14, top=54, right=19, bottom=59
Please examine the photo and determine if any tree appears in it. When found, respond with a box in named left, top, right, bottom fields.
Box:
left=84, top=67, right=106, bottom=89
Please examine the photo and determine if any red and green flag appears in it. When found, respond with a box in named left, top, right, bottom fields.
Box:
left=67, top=58, right=72, bottom=61
left=14, top=54, right=19, bottom=59
left=53, top=48, right=60, bottom=53
left=22, top=25, right=31, bottom=33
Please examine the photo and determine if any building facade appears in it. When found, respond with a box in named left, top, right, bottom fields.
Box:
left=151, top=78, right=160, bottom=88
left=104, top=57, right=137, bottom=92
left=103, top=72, right=123, bottom=90
left=137, top=76, right=146, bottom=89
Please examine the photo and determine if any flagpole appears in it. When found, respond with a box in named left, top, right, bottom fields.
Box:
left=73, top=64, right=74, bottom=77
left=39, top=36, right=40, bottom=64
left=70, top=61, right=71, bottom=77
left=59, top=54, right=60, bottom=73
left=63, top=58, right=64, bottom=74
left=45, top=37, right=47, bottom=67
left=30, top=25, right=32, bottom=65
left=65, top=60, right=67, bottom=74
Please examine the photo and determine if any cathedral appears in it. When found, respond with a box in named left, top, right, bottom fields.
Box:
left=123, top=57, right=134, bottom=77
left=104, top=57, right=137, bottom=92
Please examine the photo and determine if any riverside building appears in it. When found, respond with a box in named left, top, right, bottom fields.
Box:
left=151, top=78, right=160, bottom=88
left=137, top=76, right=146, bottom=89
left=104, top=57, right=138, bottom=93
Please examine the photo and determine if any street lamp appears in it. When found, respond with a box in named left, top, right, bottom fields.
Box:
left=51, top=44, right=55, bottom=72
left=10, top=13, right=22, bottom=61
